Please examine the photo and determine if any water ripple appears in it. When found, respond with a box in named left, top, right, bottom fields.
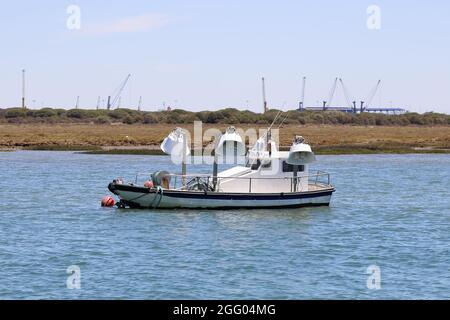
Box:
left=0, top=152, right=449, bottom=299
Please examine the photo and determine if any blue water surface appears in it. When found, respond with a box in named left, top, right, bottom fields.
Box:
left=0, top=151, right=449, bottom=299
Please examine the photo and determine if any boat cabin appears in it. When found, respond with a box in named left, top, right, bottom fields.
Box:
left=217, top=135, right=315, bottom=193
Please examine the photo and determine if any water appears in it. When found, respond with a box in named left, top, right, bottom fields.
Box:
left=0, top=151, right=449, bottom=299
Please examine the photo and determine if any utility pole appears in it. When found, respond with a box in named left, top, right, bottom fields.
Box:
left=299, top=76, right=306, bottom=111
left=138, top=96, right=142, bottom=111
left=22, top=69, right=26, bottom=109
left=96, top=96, right=101, bottom=110
left=75, top=96, right=80, bottom=109
left=262, top=77, right=268, bottom=113
left=117, top=96, right=121, bottom=109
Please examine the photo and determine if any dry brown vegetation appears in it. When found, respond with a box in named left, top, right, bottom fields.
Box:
left=1, top=123, right=450, bottom=154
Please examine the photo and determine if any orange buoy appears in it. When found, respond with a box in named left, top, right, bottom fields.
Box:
left=144, top=180, right=154, bottom=188
left=101, top=196, right=115, bottom=207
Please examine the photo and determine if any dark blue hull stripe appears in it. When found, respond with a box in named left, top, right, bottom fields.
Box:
left=120, top=200, right=330, bottom=210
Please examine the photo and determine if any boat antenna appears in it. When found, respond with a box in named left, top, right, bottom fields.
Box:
left=267, top=110, right=283, bottom=132
left=277, top=112, right=290, bottom=128
left=246, top=110, right=282, bottom=166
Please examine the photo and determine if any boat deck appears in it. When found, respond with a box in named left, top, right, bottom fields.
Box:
left=308, top=183, right=333, bottom=192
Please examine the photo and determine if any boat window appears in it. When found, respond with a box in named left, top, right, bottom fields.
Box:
left=282, top=161, right=304, bottom=173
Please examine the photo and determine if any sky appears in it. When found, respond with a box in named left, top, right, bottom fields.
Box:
left=0, top=0, right=449, bottom=113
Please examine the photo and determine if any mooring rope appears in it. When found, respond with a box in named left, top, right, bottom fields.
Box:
left=151, top=186, right=164, bottom=209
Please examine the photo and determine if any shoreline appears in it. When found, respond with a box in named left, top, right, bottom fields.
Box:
left=1, top=123, right=449, bottom=155
left=2, top=145, right=450, bottom=155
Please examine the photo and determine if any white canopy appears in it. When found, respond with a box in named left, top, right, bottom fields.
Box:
left=214, top=126, right=245, bottom=156
left=287, top=142, right=316, bottom=165
left=161, top=128, right=191, bottom=157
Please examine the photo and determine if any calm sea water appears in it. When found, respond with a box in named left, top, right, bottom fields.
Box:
left=0, top=151, right=448, bottom=299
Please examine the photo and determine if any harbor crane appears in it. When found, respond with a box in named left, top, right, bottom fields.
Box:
left=325, top=77, right=338, bottom=109
left=339, top=78, right=356, bottom=113
left=107, top=74, right=131, bottom=110
left=361, top=80, right=381, bottom=112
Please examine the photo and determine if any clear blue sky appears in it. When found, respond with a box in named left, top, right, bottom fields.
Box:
left=0, top=0, right=449, bottom=113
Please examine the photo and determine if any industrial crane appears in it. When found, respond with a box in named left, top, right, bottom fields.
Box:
left=362, top=80, right=382, bottom=112
left=339, top=78, right=356, bottom=113
left=107, top=74, right=131, bottom=110
left=325, top=77, right=338, bottom=109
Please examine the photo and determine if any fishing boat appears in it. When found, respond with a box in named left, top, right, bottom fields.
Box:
left=107, top=125, right=335, bottom=209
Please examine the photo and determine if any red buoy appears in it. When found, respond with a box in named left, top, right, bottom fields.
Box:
left=144, top=180, right=154, bottom=188
left=101, top=196, right=115, bottom=207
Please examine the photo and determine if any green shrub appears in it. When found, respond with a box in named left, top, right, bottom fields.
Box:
left=143, top=114, right=158, bottom=124
left=108, top=109, right=135, bottom=120
left=94, top=116, right=111, bottom=124
left=5, top=108, right=27, bottom=118
left=123, top=113, right=143, bottom=124
left=66, top=109, right=90, bottom=119
left=33, top=108, right=57, bottom=118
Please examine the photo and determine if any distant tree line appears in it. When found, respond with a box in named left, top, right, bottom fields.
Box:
left=0, top=107, right=449, bottom=126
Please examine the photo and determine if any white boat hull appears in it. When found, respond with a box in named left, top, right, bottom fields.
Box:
left=108, top=183, right=334, bottom=209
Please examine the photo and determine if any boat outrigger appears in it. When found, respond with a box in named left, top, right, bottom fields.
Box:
left=108, top=126, right=335, bottom=209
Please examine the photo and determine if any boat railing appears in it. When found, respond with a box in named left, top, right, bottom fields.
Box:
left=134, top=171, right=332, bottom=192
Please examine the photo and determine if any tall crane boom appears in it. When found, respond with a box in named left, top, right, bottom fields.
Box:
left=364, top=80, right=382, bottom=110
left=326, top=77, right=338, bottom=108
left=339, top=78, right=355, bottom=111
left=107, top=74, right=131, bottom=110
